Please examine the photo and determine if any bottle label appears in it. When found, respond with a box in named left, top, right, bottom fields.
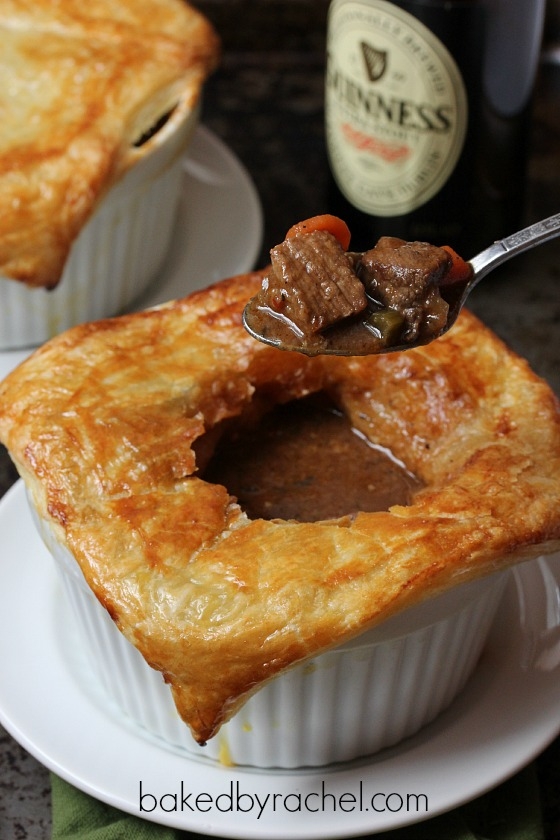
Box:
left=326, top=0, right=468, bottom=217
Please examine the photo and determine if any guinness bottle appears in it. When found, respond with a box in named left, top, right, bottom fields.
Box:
left=325, top=0, right=545, bottom=255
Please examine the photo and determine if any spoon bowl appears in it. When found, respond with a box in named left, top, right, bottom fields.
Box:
left=243, top=211, right=560, bottom=356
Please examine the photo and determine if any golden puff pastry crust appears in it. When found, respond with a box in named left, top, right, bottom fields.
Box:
left=1, top=270, right=560, bottom=745
left=0, top=0, right=219, bottom=288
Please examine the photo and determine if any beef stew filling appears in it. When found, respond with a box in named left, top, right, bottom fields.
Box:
left=245, top=229, right=471, bottom=356
left=203, top=394, right=422, bottom=522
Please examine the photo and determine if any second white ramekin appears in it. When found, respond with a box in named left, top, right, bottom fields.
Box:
left=0, top=97, right=199, bottom=350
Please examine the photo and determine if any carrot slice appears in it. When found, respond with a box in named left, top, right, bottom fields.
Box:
left=285, top=214, right=352, bottom=251
left=440, top=245, right=473, bottom=285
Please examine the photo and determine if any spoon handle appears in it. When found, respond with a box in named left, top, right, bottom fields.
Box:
left=469, top=210, right=560, bottom=284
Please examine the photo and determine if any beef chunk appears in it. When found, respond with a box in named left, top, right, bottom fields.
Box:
left=262, top=230, right=367, bottom=336
left=359, top=237, right=451, bottom=341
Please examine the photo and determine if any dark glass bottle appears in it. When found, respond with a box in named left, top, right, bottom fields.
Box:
left=325, top=0, right=543, bottom=256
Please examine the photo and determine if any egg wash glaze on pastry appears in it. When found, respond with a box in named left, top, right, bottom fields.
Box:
left=0, top=0, right=219, bottom=289
left=0, top=270, right=559, bottom=745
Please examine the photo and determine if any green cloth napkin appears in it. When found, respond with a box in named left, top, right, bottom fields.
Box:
left=51, top=763, right=544, bottom=840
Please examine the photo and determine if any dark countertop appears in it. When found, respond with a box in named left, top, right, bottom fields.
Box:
left=1, top=2, right=559, bottom=837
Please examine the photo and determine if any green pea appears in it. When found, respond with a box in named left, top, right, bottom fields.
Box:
left=364, top=309, right=405, bottom=345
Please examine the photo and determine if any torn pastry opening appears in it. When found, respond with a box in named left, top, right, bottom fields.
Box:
left=127, top=85, right=191, bottom=153
left=200, top=391, right=423, bottom=522
left=132, top=107, right=177, bottom=147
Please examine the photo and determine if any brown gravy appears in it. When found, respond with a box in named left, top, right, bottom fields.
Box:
left=203, top=395, right=422, bottom=522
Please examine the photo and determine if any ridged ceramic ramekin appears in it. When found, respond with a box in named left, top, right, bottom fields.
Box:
left=0, top=97, right=199, bottom=350
left=32, top=502, right=508, bottom=769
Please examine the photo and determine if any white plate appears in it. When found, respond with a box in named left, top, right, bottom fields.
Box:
left=0, top=481, right=560, bottom=838
left=0, top=125, right=263, bottom=381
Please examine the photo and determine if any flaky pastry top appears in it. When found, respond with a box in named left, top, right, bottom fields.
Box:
left=0, top=0, right=219, bottom=288
left=0, top=270, right=559, bottom=744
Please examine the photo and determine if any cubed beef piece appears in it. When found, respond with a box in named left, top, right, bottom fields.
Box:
left=263, top=230, right=367, bottom=336
left=359, top=237, right=450, bottom=341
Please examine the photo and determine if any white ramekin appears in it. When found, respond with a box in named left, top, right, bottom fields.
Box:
left=32, top=502, right=508, bottom=769
left=0, top=97, right=199, bottom=350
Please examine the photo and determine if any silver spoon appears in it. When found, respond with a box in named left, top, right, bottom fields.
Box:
left=243, top=211, right=560, bottom=357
